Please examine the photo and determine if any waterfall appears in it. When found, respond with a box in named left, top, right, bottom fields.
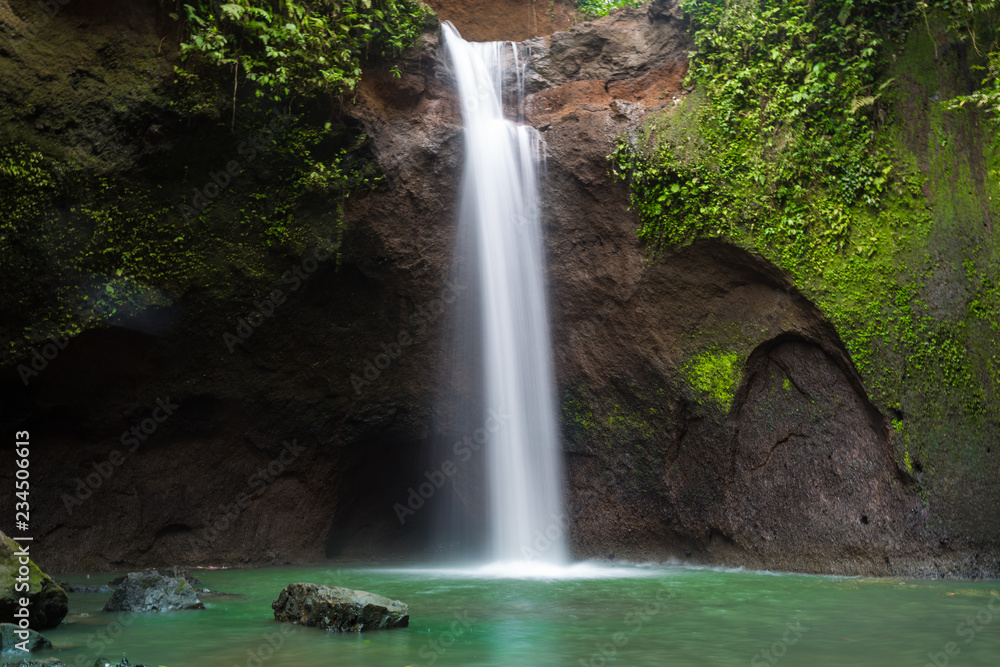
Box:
left=442, top=22, right=568, bottom=565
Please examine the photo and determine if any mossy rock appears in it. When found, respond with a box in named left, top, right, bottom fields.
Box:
left=0, top=531, right=67, bottom=630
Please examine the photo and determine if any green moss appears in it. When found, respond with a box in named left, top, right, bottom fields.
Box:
left=0, top=0, right=429, bottom=360
left=562, top=383, right=597, bottom=438
left=0, top=531, right=54, bottom=597
left=606, top=401, right=656, bottom=440
left=0, top=124, right=353, bottom=359
left=560, top=380, right=670, bottom=494
left=681, top=348, right=742, bottom=412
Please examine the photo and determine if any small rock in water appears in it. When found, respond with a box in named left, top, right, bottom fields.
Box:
left=272, top=582, right=409, bottom=632
left=57, top=582, right=114, bottom=595
left=103, top=572, right=204, bottom=613
left=108, top=567, right=199, bottom=589
left=0, top=623, right=52, bottom=653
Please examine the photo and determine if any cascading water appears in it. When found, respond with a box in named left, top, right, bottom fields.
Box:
left=442, top=22, right=568, bottom=566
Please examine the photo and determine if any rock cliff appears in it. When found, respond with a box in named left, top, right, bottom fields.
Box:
left=0, top=0, right=996, bottom=578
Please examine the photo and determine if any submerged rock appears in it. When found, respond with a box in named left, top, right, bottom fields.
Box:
left=0, top=623, right=52, bottom=653
left=272, top=583, right=408, bottom=632
left=0, top=659, right=65, bottom=667
left=102, top=572, right=204, bottom=613
left=56, top=582, right=113, bottom=595
left=108, top=568, right=199, bottom=590
left=0, top=532, right=68, bottom=630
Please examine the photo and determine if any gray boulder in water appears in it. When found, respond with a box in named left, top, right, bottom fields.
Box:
left=271, top=582, right=408, bottom=632
left=0, top=622, right=52, bottom=653
left=102, top=572, right=204, bottom=613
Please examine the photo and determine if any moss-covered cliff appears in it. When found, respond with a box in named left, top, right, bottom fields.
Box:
left=610, top=0, right=999, bottom=557
left=0, top=0, right=433, bottom=363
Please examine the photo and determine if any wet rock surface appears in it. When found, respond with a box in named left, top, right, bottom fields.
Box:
left=272, top=583, right=409, bottom=632
left=103, top=572, right=204, bottom=613
left=56, top=583, right=114, bottom=595
left=0, top=623, right=51, bottom=653
left=0, top=659, right=65, bottom=667
left=0, top=532, right=68, bottom=630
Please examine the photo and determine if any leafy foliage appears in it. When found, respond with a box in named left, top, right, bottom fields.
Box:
left=575, top=0, right=644, bottom=18
left=610, top=0, right=912, bottom=256
left=2, top=1, right=431, bottom=358
left=910, top=1, right=1000, bottom=122
left=950, top=48, right=1000, bottom=118
left=174, top=0, right=431, bottom=101
left=609, top=0, right=1000, bottom=493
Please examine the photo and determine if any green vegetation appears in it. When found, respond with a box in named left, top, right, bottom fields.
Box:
left=174, top=0, right=431, bottom=103
left=561, top=380, right=668, bottom=493
left=610, top=0, right=1000, bottom=531
left=612, top=0, right=916, bottom=253
left=681, top=347, right=741, bottom=411
left=0, top=0, right=431, bottom=358
left=575, top=0, right=644, bottom=19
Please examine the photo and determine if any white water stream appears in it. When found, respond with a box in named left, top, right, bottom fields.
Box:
left=442, top=23, right=567, bottom=566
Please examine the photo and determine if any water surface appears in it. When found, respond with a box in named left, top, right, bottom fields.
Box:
left=42, top=563, right=1000, bottom=666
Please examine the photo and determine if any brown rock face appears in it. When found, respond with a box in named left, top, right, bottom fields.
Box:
left=0, top=0, right=994, bottom=578
left=423, top=0, right=577, bottom=42
left=568, top=242, right=927, bottom=573
left=341, top=0, right=994, bottom=576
